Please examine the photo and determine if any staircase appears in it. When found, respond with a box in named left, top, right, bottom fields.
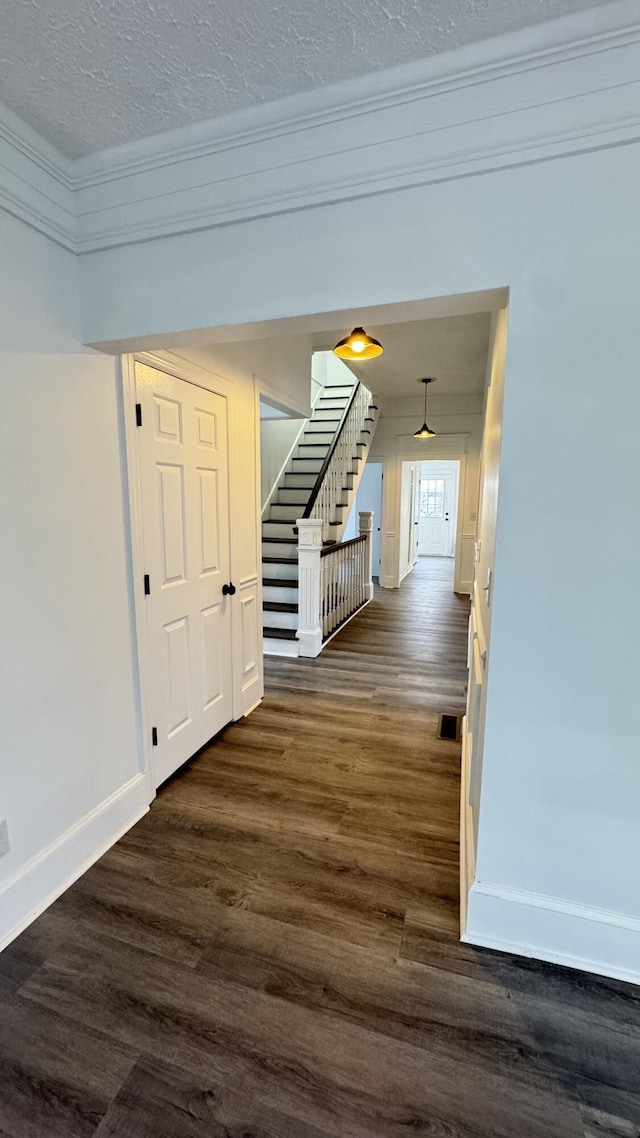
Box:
left=262, top=376, right=377, bottom=656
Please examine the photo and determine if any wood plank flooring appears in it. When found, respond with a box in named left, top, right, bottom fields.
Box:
left=1, top=557, right=639, bottom=1137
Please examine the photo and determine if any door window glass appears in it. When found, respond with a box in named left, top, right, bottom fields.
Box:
left=420, top=478, right=445, bottom=518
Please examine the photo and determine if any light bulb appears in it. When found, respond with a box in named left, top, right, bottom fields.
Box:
left=351, top=339, right=366, bottom=353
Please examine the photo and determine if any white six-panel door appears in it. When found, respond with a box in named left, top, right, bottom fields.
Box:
left=135, top=363, right=234, bottom=787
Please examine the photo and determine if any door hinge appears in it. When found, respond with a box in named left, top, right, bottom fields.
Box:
left=144, top=573, right=150, bottom=595
left=135, top=403, right=142, bottom=427
left=152, top=727, right=158, bottom=746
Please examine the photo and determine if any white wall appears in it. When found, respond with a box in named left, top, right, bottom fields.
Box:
left=0, top=210, right=147, bottom=950
left=344, top=462, right=383, bottom=565
left=198, top=335, right=312, bottom=417
left=258, top=339, right=317, bottom=510
left=77, top=138, right=640, bottom=981
left=260, top=416, right=305, bottom=510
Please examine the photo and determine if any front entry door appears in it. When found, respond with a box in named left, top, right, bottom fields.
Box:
left=419, top=472, right=455, bottom=557
left=135, top=363, right=233, bottom=787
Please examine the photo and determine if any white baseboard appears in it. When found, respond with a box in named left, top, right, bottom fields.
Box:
left=0, top=773, right=150, bottom=953
left=464, top=880, right=640, bottom=986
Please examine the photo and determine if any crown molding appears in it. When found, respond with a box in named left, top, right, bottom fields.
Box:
left=0, top=104, right=76, bottom=250
left=1, top=0, right=640, bottom=255
left=71, top=0, right=640, bottom=187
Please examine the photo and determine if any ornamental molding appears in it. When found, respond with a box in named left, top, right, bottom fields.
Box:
left=1, top=0, right=640, bottom=255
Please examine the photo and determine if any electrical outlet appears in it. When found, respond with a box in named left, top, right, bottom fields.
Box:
left=0, top=819, right=10, bottom=858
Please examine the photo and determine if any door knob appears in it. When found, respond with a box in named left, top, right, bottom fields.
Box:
left=222, top=582, right=236, bottom=596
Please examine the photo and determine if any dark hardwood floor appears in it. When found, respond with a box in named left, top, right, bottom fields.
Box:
left=1, top=558, right=639, bottom=1137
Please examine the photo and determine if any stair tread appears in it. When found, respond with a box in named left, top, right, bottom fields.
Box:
left=263, top=627, right=298, bottom=640
left=263, top=535, right=297, bottom=543
left=263, top=601, right=298, bottom=613
left=262, top=555, right=298, bottom=565
left=263, top=577, right=299, bottom=588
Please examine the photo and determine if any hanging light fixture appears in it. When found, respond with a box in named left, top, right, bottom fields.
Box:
left=414, top=378, right=437, bottom=439
left=333, top=326, right=383, bottom=360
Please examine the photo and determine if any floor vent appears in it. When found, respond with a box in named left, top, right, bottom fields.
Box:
left=437, top=713, right=461, bottom=741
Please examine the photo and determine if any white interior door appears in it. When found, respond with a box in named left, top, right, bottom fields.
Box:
left=419, top=471, right=456, bottom=556
left=135, top=363, right=234, bottom=788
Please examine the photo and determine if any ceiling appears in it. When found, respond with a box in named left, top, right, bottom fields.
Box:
left=312, top=311, right=493, bottom=401
left=0, top=0, right=614, bottom=159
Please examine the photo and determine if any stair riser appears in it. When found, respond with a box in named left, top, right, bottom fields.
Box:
left=263, top=540, right=297, bottom=559
left=262, top=522, right=297, bottom=539
left=263, top=584, right=298, bottom=604
left=262, top=560, right=298, bottom=580
left=306, top=418, right=340, bottom=430
left=322, top=385, right=354, bottom=395
left=297, top=444, right=330, bottom=459
left=290, top=459, right=324, bottom=473
left=283, top=473, right=316, bottom=488
left=302, top=432, right=334, bottom=445
left=275, top=490, right=311, bottom=506
left=270, top=504, right=306, bottom=521
left=262, top=609, right=298, bottom=630
left=314, top=408, right=345, bottom=421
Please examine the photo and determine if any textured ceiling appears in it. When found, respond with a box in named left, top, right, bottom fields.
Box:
left=0, top=0, right=617, bottom=159
left=312, top=312, right=493, bottom=400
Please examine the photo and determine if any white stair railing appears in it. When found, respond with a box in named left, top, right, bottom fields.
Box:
left=296, top=512, right=374, bottom=657
left=304, top=383, right=373, bottom=540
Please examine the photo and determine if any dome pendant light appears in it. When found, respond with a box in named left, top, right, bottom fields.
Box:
left=333, top=326, right=384, bottom=361
left=414, top=377, right=437, bottom=439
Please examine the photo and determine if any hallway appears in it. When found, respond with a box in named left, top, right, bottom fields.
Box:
left=1, top=560, right=639, bottom=1137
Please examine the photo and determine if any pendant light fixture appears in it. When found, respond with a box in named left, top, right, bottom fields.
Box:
left=333, top=326, right=383, bottom=360
left=414, top=377, right=437, bottom=439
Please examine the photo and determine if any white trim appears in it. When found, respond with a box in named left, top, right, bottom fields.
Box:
left=119, top=356, right=157, bottom=803
left=465, top=879, right=640, bottom=985
left=70, top=0, right=640, bottom=187
left=459, top=715, right=475, bottom=938
left=0, top=773, right=149, bottom=953
left=0, top=103, right=76, bottom=249
left=2, top=1, right=640, bottom=252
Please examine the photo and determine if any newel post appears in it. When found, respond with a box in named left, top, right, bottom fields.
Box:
left=296, top=518, right=324, bottom=658
left=359, top=510, right=374, bottom=601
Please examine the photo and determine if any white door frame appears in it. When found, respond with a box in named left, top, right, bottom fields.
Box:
left=418, top=459, right=461, bottom=558
left=120, top=350, right=247, bottom=795
left=379, top=435, right=471, bottom=591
